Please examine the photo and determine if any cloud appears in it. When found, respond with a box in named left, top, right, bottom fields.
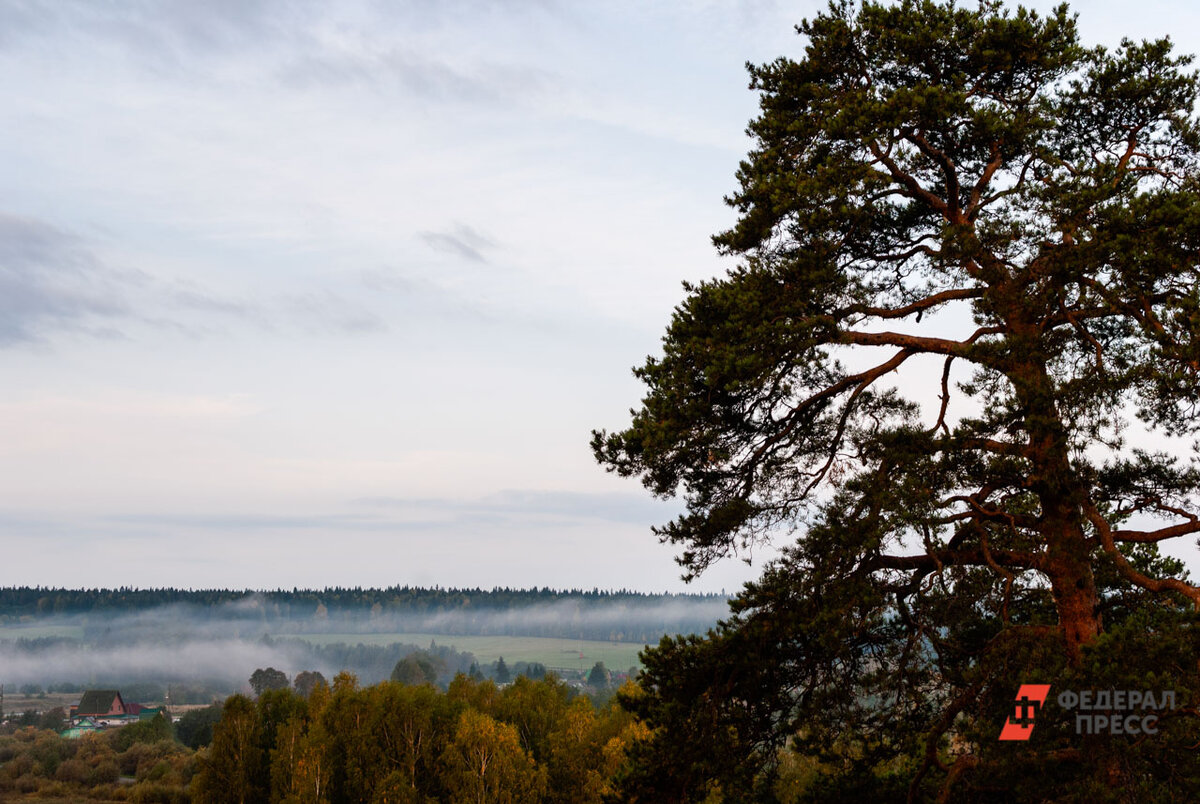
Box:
left=418, top=224, right=497, bottom=263
left=103, top=512, right=405, bottom=531
left=0, top=213, right=133, bottom=345
left=0, top=0, right=305, bottom=59
left=281, top=290, right=386, bottom=334
left=354, top=488, right=678, bottom=526
left=280, top=47, right=554, bottom=104
left=1, top=1, right=559, bottom=106
left=170, top=285, right=254, bottom=317
left=92, top=489, right=675, bottom=538
left=0, top=213, right=397, bottom=344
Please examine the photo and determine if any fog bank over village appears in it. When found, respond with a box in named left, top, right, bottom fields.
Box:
left=0, top=587, right=728, bottom=690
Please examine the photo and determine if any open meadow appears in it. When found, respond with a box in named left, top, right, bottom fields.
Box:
left=0, top=625, right=85, bottom=641
left=277, top=631, right=648, bottom=674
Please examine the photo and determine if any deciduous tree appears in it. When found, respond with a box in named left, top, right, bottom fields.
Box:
left=193, top=695, right=264, bottom=804
left=391, top=651, right=443, bottom=687
left=440, top=709, right=546, bottom=804
left=249, top=667, right=290, bottom=697
left=293, top=670, right=328, bottom=699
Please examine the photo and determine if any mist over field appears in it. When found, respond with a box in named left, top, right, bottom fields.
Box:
left=0, top=590, right=730, bottom=691
left=0, top=636, right=305, bottom=689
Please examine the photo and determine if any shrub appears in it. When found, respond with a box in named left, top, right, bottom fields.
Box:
left=131, top=781, right=189, bottom=804
left=90, top=759, right=120, bottom=786
left=110, top=714, right=173, bottom=752
left=55, top=757, right=90, bottom=784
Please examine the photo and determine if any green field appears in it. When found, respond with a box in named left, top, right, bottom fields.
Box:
left=276, top=632, right=650, bottom=673
left=0, top=624, right=85, bottom=640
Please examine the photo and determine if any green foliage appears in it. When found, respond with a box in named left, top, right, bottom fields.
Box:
left=516, top=661, right=549, bottom=680
left=392, top=650, right=445, bottom=686
left=184, top=673, right=644, bottom=804
left=192, top=694, right=265, bottom=804
left=440, top=708, right=547, bottom=803
left=293, top=669, right=328, bottom=698
left=0, top=726, right=196, bottom=802
left=249, top=667, right=290, bottom=697
left=10, top=706, right=66, bottom=731
left=176, top=704, right=223, bottom=750
left=586, top=662, right=609, bottom=690
left=109, top=712, right=173, bottom=753
left=594, top=0, right=1200, bottom=799
left=494, top=675, right=572, bottom=762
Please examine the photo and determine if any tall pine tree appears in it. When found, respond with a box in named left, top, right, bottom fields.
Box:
left=594, top=1, right=1200, bottom=799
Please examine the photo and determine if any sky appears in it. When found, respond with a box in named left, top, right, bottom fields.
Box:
left=2, top=1, right=1200, bottom=593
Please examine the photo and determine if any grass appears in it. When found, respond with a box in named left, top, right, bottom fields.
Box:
left=0, top=624, right=85, bottom=640
left=0, top=691, right=80, bottom=715
left=275, top=632, right=650, bottom=673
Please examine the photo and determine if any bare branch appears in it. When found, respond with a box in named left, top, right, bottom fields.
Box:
left=927, top=356, right=954, bottom=435
left=978, top=525, right=1016, bottom=624
left=867, top=140, right=953, bottom=219
left=966, top=141, right=1005, bottom=218
left=867, top=548, right=1041, bottom=573
left=739, top=349, right=919, bottom=494
left=853, top=287, right=983, bottom=320
left=905, top=129, right=963, bottom=221
left=1112, top=519, right=1200, bottom=543
left=1084, top=502, right=1200, bottom=607
left=842, top=328, right=998, bottom=359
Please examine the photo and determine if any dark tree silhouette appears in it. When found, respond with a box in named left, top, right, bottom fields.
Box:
left=596, top=1, right=1200, bottom=799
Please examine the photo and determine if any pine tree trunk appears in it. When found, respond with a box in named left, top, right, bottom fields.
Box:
left=1045, top=517, right=1102, bottom=665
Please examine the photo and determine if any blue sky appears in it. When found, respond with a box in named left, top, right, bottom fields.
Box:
left=2, top=1, right=1199, bottom=592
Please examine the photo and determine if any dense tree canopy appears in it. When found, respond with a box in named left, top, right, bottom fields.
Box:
left=392, top=651, right=444, bottom=686
left=248, top=668, right=290, bottom=697
left=187, top=674, right=643, bottom=804
left=594, top=1, right=1200, bottom=799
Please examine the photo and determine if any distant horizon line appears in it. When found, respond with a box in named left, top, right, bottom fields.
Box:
left=0, top=584, right=731, bottom=598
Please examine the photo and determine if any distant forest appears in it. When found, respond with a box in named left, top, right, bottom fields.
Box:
left=0, top=586, right=729, bottom=643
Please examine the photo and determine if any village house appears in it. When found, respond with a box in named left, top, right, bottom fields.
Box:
left=69, top=690, right=164, bottom=728
left=71, top=689, right=127, bottom=726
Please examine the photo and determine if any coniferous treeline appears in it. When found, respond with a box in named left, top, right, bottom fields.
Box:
left=0, top=586, right=728, bottom=643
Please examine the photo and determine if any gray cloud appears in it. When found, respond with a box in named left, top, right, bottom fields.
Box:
left=104, top=512, right=415, bottom=531
left=2, top=1, right=558, bottom=106
left=0, top=0, right=308, bottom=59
left=0, top=213, right=132, bottom=345
left=171, top=286, right=254, bottom=317
left=96, top=489, right=675, bottom=537
left=281, top=49, right=554, bottom=105
left=281, top=290, right=386, bottom=335
left=0, top=214, right=396, bottom=345
left=418, top=224, right=496, bottom=263
left=354, top=488, right=678, bottom=526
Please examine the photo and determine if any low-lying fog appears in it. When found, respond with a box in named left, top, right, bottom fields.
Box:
left=0, top=596, right=730, bottom=693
